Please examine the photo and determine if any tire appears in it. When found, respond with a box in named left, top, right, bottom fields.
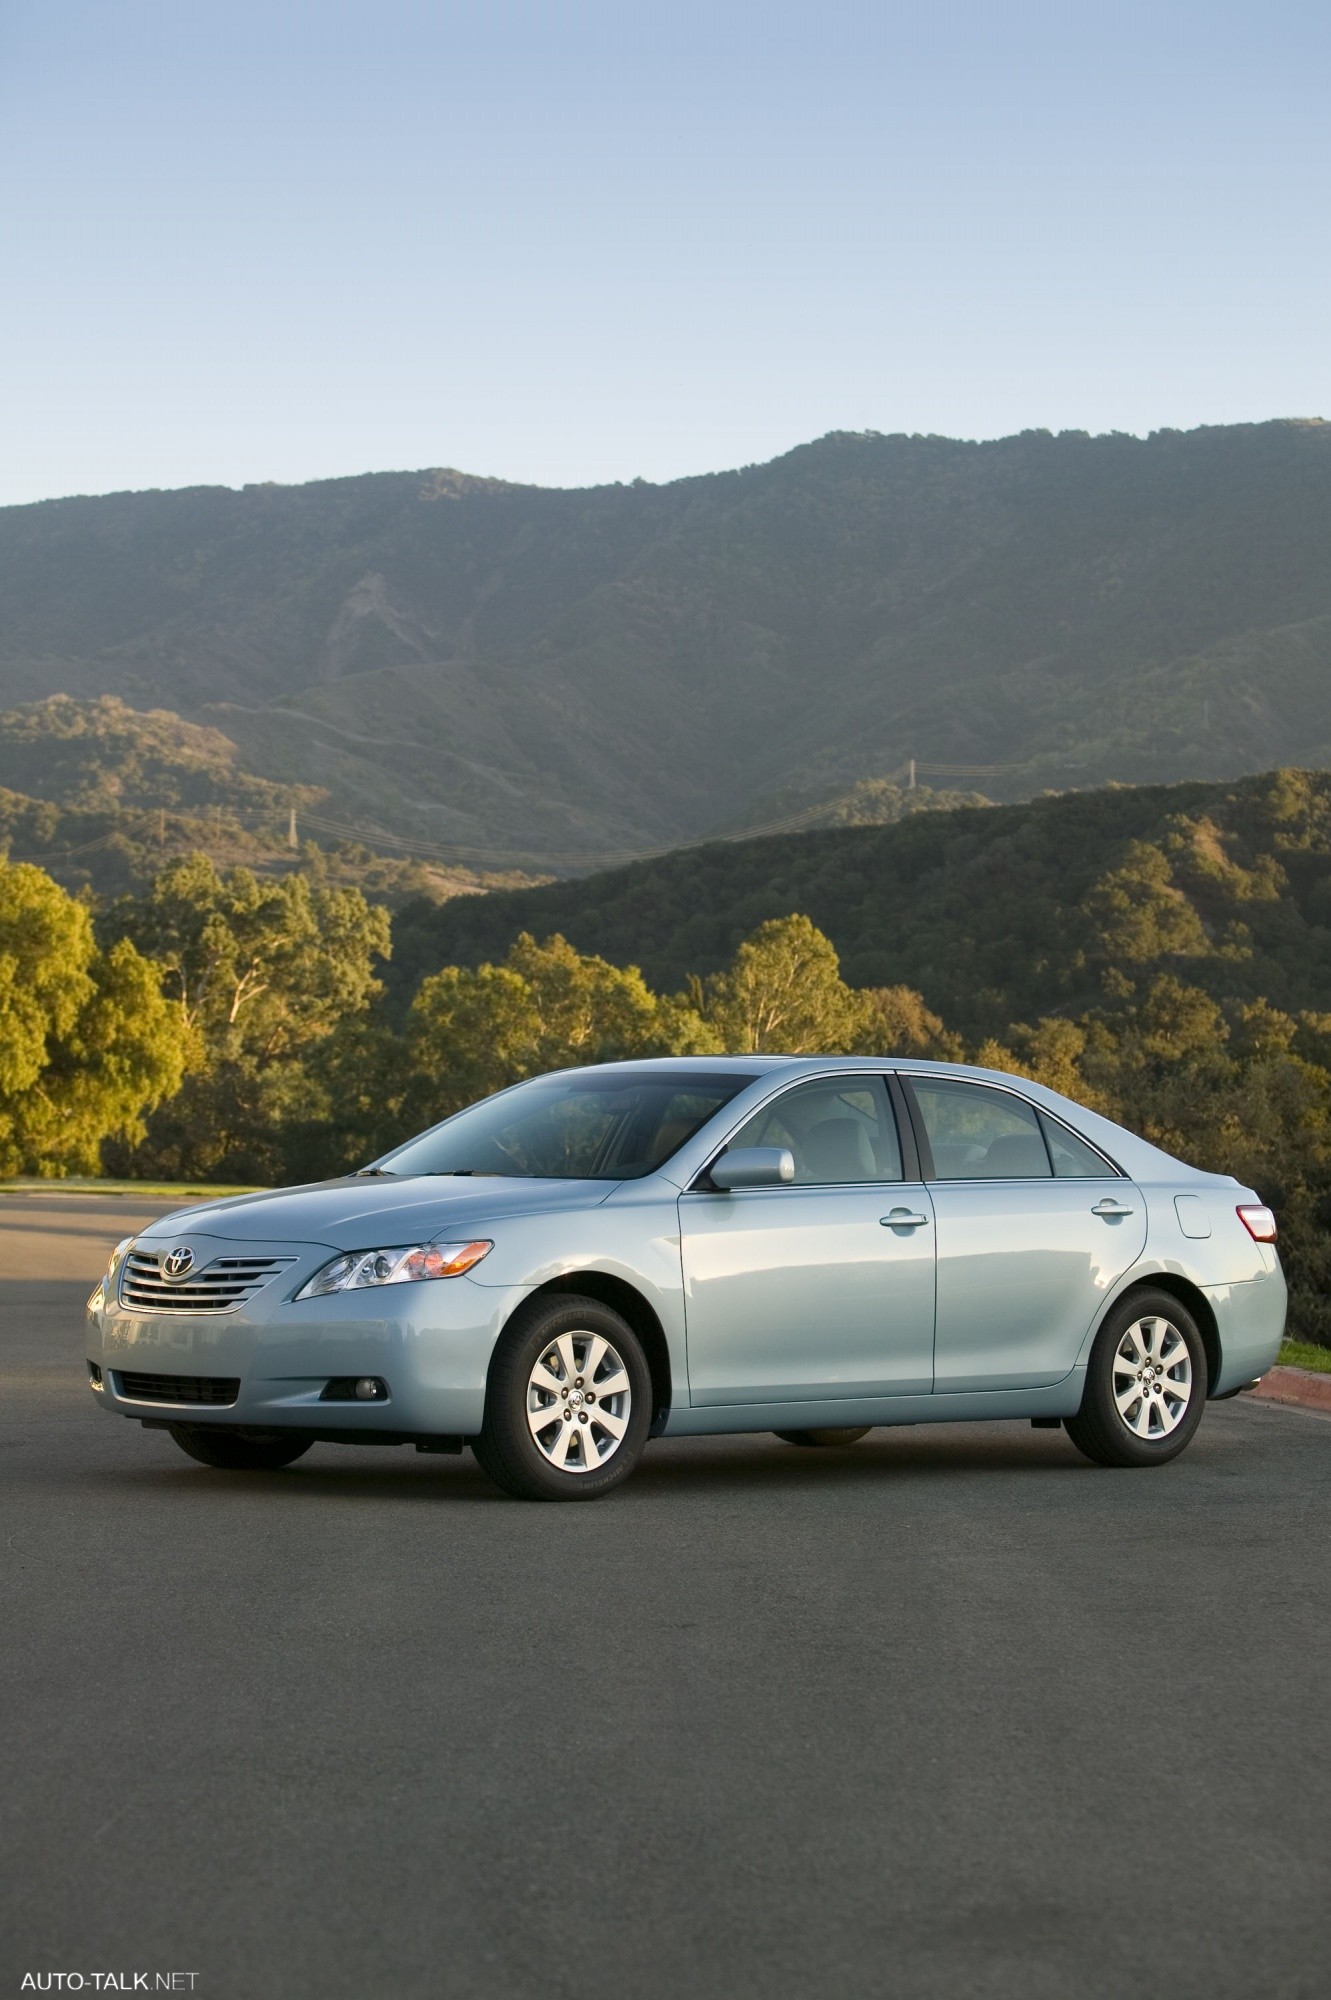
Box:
left=168, top=1424, right=314, bottom=1471
left=1065, top=1289, right=1207, bottom=1469
left=773, top=1427, right=872, bottom=1447
left=472, top=1295, right=652, bottom=1501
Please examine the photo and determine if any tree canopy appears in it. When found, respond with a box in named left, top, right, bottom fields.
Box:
left=0, top=859, right=187, bottom=1174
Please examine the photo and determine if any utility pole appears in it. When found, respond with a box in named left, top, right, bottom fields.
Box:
left=158, top=808, right=165, bottom=847
left=907, top=757, right=916, bottom=791
left=288, top=804, right=298, bottom=850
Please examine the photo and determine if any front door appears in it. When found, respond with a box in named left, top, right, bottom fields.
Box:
left=904, top=1074, right=1147, bottom=1393
left=680, top=1075, right=936, bottom=1406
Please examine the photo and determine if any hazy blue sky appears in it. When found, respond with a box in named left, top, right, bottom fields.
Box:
left=1, top=0, right=1327, bottom=504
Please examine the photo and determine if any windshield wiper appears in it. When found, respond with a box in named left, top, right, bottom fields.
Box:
left=355, top=1167, right=396, bottom=1177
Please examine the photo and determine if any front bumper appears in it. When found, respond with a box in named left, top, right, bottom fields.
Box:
left=87, top=1253, right=525, bottom=1437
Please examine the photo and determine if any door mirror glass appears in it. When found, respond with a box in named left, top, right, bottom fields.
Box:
left=710, top=1146, right=796, bottom=1190
left=910, top=1078, right=1053, bottom=1179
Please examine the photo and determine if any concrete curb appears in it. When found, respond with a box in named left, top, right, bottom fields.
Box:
left=1247, top=1366, right=1331, bottom=1413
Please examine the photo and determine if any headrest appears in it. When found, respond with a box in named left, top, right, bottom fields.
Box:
left=803, top=1117, right=875, bottom=1181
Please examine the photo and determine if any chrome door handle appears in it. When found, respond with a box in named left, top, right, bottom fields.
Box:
left=1091, top=1199, right=1135, bottom=1218
left=881, top=1210, right=929, bottom=1228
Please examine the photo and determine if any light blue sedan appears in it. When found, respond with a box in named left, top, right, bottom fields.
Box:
left=85, top=1058, right=1286, bottom=1499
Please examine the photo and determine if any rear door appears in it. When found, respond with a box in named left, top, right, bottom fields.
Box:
left=901, top=1074, right=1146, bottom=1393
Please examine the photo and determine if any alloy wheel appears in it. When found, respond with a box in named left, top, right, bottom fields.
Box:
left=525, top=1329, right=633, bottom=1475
left=1112, top=1314, right=1192, bottom=1440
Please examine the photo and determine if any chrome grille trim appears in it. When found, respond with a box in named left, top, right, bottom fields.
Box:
left=118, top=1250, right=296, bottom=1315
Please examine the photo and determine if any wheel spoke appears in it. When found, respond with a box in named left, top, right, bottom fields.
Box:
left=593, top=1367, right=630, bottom=1402
left=527, top=1401, right=562, bottom=1439
left=546, top=1419, right=576, bottom=1467
left=1115, top=1378, right=1143, bottom=1411
left=555, top=1334, right=580, bottom=1385
left=530, top=1362, right=565, bottom=1399
left=590, top=1405, right=627, bottom=1441
left=581, top=1335, right=608, bottom=1384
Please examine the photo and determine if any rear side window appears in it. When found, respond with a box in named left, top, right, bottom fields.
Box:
left=1039, top=1113, right=1116, bottom=1179
left=910, top=1079, right=1052, bottom=1180
left=728, top=1076, right=904, bottom=1184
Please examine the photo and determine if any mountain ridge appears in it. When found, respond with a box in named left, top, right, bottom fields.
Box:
left=3, top=420, right=1330, bottom=861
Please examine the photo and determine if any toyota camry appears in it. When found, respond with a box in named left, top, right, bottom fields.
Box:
left=85, top=1057, right=1285, bottom=1499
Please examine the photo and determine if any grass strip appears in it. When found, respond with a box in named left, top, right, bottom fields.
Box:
left=1278, top=1338, right=1331, bottom=1374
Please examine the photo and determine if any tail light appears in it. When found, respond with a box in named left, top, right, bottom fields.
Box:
left=1236, top=1204, right=1278, bottom=1243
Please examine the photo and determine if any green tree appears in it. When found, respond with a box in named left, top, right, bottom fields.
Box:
left=0, top=860, right=187, bottom=1174
left=706, top=914, right=872, bottom=1053
left=1081, top=842, right=1208, bottom=963
left=107, top=854, right=390, bottom=1181
left=407, top=932, right=718, bottom=1124
left=856, top=984, right=964, bottom=1060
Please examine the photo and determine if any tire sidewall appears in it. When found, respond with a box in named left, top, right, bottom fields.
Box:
left=479, top=1297, right=653, bottom=1500
left=1084, top=1290, right=1207, bottom=1465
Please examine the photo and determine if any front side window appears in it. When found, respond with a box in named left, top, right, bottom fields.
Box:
left=376, top=1070, right=758, bottom=1181
left=726, top=1076, right=903, bottom=1184
left=910, top=1078, right=1052, bottom=1180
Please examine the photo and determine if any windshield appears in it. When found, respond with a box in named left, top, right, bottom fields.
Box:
left=373, top=1069, right=758, bottom=1181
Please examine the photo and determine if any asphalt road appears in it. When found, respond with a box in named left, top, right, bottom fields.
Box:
left=2, top=1196, right=1330, bottom=2000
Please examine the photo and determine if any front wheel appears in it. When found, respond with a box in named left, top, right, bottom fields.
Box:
left=1064, top=1290, right=1207, bottom=1468
left=773, top=1428, right=872, bottom=1448
left=168, top=1425, right=313, bottom=1470
left=472, top=1296, right=652, bottom=1500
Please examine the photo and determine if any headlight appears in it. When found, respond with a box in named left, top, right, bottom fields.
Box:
left=88, top=1236, right=134, bottom=1311
left=295, top=1240, right=493, bottom=1299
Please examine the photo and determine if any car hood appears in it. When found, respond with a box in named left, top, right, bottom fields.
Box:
left=139, top=1175, right=616, bottom=1249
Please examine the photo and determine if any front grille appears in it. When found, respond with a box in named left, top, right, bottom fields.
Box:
left=116, top=1371, right=240, bottom=1405
left=119, top=1251, right=294, bottom=1314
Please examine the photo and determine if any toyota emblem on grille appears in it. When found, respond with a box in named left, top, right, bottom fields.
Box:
left=162, top=1246, right=195, bottom=1281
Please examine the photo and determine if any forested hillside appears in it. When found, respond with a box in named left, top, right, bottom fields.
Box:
left=3, top=421, right=1331, bottom=862
left=0, top=695, right=537, bottom=902
left=393, top=769, right=1331, bottom=1040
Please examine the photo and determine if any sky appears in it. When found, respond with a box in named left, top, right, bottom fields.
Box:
left=1, top=0, right=1328, bottom=505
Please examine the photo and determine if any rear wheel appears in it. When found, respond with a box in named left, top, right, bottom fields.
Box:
left=1065, top=1289, right=1206, bottom=1468
left=472, top=1296, right=652, bottom=1500
left=773, top=1427, right=872, bottom=1448
left=168, top=1425, right=313, bottom=1471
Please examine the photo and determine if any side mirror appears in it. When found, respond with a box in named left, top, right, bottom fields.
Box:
left=709, top=1146, right=795, bottom=1191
